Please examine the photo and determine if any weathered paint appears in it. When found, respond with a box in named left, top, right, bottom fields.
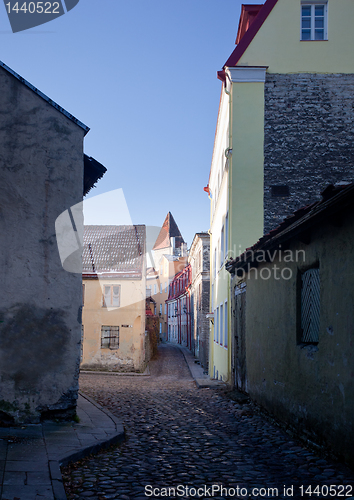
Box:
left=81, top=278, right=146, bottom=372
left=0, top=65, right=85, bottom=423
left=237, top=0, right=354, bottom=74
left=231, top=209, right=354, bottom=467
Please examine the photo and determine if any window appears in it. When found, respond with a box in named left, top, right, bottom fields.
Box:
left=214, top=248, right=217, bottom=279
left=101, top=326, right=119, bottom=349
left=165, top=282, right=167, bottom=293
left=154, top=284, right=157, bottom=295
left=224, top=300, right=228, bottom=348
left=220, top=304, right=224, bottom=346
left=160, top=284, right=162, bottom=294
left=225, top=213, right=229, bottom=260
left=301, top=3, right=327, bottom=41
left=300, top=268, right=320, bottom=343
left=159, top=304, right=162, bottom=314
left=271, top=185, right=290, bottom=197
left=103, top=285, right=120, bottom=307
left=164, top=303, right=167, bottom=314
left=82, top=283, right=85, bottom=306
left=220, top=226, right=224, bottom=267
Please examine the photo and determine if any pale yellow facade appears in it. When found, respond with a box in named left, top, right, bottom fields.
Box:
left=81, top=278, right=146, bottom=372
left=237, top=0, right=354, bottom=74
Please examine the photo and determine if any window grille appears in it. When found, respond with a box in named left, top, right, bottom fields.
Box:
left=300, top=268, right=320, bottom=343
left=101, top=326, right=119, bottom=349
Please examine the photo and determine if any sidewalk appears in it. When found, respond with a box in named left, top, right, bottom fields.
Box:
left=0, top=392, right=125, bottom=500
left=175, top=344, right=225, bottom=389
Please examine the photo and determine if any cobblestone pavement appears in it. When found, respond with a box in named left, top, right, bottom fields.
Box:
left=62, top=344, right=354, bottom=500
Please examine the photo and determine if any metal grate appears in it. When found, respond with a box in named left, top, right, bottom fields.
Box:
left=101, top=326, right=119, bottom=349
left=301, top=268, right=320, bottom=343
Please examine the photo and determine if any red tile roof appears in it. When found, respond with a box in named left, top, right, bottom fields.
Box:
left=153, top=212, right=185, bottom=250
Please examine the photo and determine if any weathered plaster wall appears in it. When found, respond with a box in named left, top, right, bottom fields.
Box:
left=264, top=73, right=354, bottom=233
left=239, top=210, right=354, bottom=466
left=81, top=279, right=146, bottom=372
left=0, top=68, right=85, bottom=423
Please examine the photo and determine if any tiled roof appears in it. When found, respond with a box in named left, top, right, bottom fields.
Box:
left=153, top=212, right=185, bottom=250
left=226, top=183, right=354, bottom=274
left=83, top=156, right=107, bottom=196
left=83, top=225, right=145, bottom=278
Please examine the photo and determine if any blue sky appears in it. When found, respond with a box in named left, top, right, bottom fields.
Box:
left=1, top=0, right=263, bottom=247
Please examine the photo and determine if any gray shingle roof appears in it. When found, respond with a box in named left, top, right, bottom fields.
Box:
left=83, top=225, right=145, bottom=278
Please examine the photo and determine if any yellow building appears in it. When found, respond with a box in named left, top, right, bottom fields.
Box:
left=81, top=225, right=147, bottom=372
left=207, top=0, right=354, bottom=384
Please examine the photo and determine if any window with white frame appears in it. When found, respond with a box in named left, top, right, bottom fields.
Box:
left=154, top=284, right=157, bottom=295
left=301, top=3, right=327, bottom=40
left=159, top=303, right=162, bottom=314
left=102, top=285, right=120, bottom=307
left=165, top=282, right=167, bottom=293
left=164, top=303, right=167, bottom=314
left=220, top=226, right=224, bottom=267
left=101, top=326, right=119, bottom=349
left=224, top=300, right=228, bottom=348
left=225, top=212, right=229, bottom=260
left=160, top=284, right=162, bottom=294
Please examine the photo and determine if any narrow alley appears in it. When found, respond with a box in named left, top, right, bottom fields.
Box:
left=62, top=345, right=354, bottom=500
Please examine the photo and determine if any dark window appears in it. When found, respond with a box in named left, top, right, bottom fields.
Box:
left=300, top=268, right=320, bottom=343
left=271, top=185, right=290, bottom=197
left=101, top=326, right=119, bottom=349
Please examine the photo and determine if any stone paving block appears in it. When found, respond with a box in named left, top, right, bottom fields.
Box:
left=26, top=470, right=52, bottom=485
left=5, top=460, right=48, bottom=471
left=1, top=484, right=54, bottom=500
left=6, top=444, right=47, bottom=461
left=2, top=470, right=26, bottom=485
left=0, top=441, right=7, bottom=460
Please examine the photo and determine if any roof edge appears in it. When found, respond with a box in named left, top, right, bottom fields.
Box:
left=223, top=0, right=278, bottom=69
left=0, top=60, right=90, bottom=135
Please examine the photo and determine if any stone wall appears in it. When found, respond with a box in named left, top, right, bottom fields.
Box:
left=264, top=73, right=354, bottom=233
left=0, top=67, right=85, bottom=423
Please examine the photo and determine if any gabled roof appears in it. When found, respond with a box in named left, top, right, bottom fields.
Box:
left=220, top=0, right=278, bottom=75
left=153, top=212, right=185, bottom=250
left=0, top=59, right=89, bottom=134
left=226, top=182, right=354, bottom=274
left=83, top=225, right=145, bottom=279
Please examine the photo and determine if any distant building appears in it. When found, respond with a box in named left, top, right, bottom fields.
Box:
left=151, top=212, right=187, bottom=341
left=166, top=265, right=192, bottom=349
left=81, top=225, right=147, bottom=372
left=0, top=60, right=105, bottom=424
left=188, top=233, right=210, bottom=370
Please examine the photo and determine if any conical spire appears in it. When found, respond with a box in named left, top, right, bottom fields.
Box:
left=153, top=212, right=185, bottom=250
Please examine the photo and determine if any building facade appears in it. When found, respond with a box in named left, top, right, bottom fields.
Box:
left=206, top=0, right=354, bottom=384
left=81, top=225, right=147, bottom=372
left=166, top=265, right=192, bottom=348
left=188, top=233, right=210, bottom=369
left=226, top=183, right=354, bottom=468
left=0, top=60, right=105, bottom=424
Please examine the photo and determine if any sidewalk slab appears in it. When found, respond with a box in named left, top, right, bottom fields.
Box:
left=0, top=392, right=125, bottom=500
left=175, top=344, right=226, bottom=389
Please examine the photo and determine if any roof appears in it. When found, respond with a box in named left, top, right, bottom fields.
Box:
left=226, top=182, right=354, bottom=274
left=217, top=0, right=278, bottom=80
left=83, top=155, right=107, bottom=196
left=167, top=264, right=192, bottom=302
left=0, top=60, right=90, bottom=135
left=152, top=212, right=185, bottom=250
left=83, top=225, right=145, bottom=279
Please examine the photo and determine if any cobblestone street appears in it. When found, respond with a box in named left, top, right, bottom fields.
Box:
left=62, top=344, right=354, bottom=500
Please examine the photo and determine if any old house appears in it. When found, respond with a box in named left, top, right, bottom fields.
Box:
left=226, top=183, right=354, bottom=467
left=188, top=233, right=210, bottom=370
left=81, top=225, right=147, bottom=372
left=206, top=0, right=354, bottom=383
left=166, top=265, right=192, bottom=348
left=0, top=60, right=105, bottom=423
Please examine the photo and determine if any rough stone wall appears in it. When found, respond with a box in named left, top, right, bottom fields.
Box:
left=264, top=73, right=354, bottom=233
left=0, top=68, right=85, bottom=423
